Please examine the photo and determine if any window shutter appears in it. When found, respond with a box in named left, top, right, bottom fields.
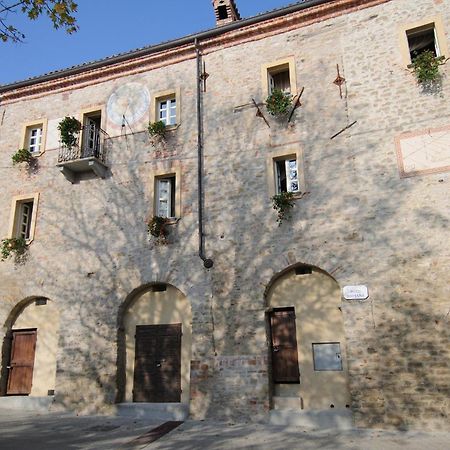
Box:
left=268, top=73, right=275, bottom=94
left=157, top=179, right=172, bottom=218
left=434, top=27, right=441, bottom=56
left=286, top=159, right=299, bottom=193
left=29, top=128, right=42, bottom=153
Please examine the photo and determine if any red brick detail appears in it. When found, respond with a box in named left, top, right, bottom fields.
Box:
left=1, top=0, right=390, bottom=104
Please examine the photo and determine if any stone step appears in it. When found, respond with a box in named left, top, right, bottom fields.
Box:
left=0, top=396, right=54, bottom=412
left=116, top=403, right=189, bottom=421
left=272, top=396, right=302, bottom=410
left=269, top=408, right=353, bottom=430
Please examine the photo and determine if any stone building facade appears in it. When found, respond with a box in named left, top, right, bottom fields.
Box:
left=0, top=0, right=449, bottom=430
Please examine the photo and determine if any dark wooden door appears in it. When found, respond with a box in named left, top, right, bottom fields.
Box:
left=6, top=329, right=37, bottom=395
left=270, top=308, right=300, bottom=383
left=133, top=324, right=182, bottom=403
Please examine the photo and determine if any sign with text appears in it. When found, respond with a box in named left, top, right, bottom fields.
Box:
left=343, top=285, right=369, bottom=300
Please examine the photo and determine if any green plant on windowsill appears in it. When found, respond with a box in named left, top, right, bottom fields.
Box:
left=409, top=50, right=447, bottom=84
left=265, top=89, right=293, bottom=117
left=58, top=116, right=82, bottom=149
left=12, top=148, right=33, bottom=165
left=148, top=216, right=170, bottom=245
left=272, top=191, right=295, bottom=225
left=1, top=237, right=27, bottom=261
left=148, top=121, right=166, bottom=139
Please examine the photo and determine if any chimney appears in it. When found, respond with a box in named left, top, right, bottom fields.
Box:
left=212, top=0, right=240, bottom=27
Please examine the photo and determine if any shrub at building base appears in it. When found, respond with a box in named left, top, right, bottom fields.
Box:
left=265, top=89, right=293, bottom=117
left=272, top=191, right=295, bottom=225
left=1, top=238, right=27, bottom=261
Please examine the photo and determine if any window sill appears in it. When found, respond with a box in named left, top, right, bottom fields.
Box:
left=165, top=123, right=180, bottom=132
left=165, top=217, right=180, bottom=225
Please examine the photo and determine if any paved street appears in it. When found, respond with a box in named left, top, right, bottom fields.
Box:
left=0, top=411, right=449, bottom=449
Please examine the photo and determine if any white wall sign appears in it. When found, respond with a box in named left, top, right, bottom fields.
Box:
left=343, top=285, right=369, bottom=300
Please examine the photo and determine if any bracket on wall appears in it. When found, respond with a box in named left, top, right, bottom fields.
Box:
left=287, top=86, right=305, bottom=123
left=333, top=64, right=346, bottom=99
left=199, top=61, right=209, bottom=92
left=330, top=120, right=357, bottom=140
left=251, top=98, right=270, bottom=128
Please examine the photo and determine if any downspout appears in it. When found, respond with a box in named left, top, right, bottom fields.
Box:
left=195, top=38, right=214, bottom=269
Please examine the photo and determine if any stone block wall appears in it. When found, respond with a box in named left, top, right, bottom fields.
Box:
left=0, top=0, right=448, bottom=429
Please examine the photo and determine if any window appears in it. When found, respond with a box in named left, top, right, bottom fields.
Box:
left=268, top=64, right=291, bottom=94
left=275, top=157, right=300, bottom=194
left=21, top=120, right=47, bottom=155
left=28, top=127, right=42, bottom=154
left=158, top=97, right=177, bottom=126
left=151, top=89, right=181, bottom=128
left=266, top=147, right=305, bottom=198
left=8, top=194, right=39, bottom=243
left=407, top=24, right=439, bottom=59
left=261, top=57, right=297, bottom=98
left=156, top=176, right=176, bottom=218
left=151, top=166, right=181, bottom=220
left=82, top=110, right=102, bottom=158
left=399, top=17, right=448, bottom=66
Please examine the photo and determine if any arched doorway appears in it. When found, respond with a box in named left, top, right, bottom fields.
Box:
left=1, top=297, right=59, bottom=398
left=266, top=265, right=350, bottom=411
left=118, top=284, right=192, bottom=406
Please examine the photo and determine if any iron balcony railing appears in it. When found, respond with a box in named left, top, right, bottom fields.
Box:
left=58, top=124, right=109, bottom=163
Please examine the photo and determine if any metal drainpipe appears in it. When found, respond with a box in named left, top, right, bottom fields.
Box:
left=195, top=38, right=214, bottom=269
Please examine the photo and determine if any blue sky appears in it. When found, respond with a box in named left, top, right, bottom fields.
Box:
left=0, top=0, right=298, bottom=85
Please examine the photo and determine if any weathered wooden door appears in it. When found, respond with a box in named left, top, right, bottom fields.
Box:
left=133, top=324, right=181, bottom=403
left=270, top=308, right=300, bottom=383
left=6, top=329, right=37, bottom=395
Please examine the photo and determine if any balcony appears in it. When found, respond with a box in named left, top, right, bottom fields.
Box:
left=57, top=124, right=109, bottom=183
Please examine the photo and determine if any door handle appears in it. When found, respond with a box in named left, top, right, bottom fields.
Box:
left=6, top=366, right=11, bottom=369
left=273, top=346, right=279, bottom=352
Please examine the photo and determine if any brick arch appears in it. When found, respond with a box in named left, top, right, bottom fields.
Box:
left=115, top=282, right=192, bottom=405
left=0, top=296, right=59, bottom=397
left=263, top=261, right=341, bottom=308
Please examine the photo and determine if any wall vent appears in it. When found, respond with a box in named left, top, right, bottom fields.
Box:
left=295, top=266, right=312, bottom=275
left=152, top=284, right=167, bottom=292
left=212, top=0, right=240, bottom=27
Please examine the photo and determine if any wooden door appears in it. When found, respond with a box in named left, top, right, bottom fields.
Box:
left=6, top=329, right=37, bottom=395
left=133, top=324, right=181, bottom=403
left=270, top=308, right=300, bottom=383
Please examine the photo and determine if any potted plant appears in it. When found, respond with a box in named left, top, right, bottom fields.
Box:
left=272, top=191, right=295, bottom=225
left=11, top=148, right=33, bottom=165
left=409, top=50, right=446, bottom=84
left=58, top=116, right=82, bottom=148
left=147, top=216, right=170, bottom=245
left=148, top=121, right=166, bottom=139
left=266, top=89, right=293, bottom=117
left=1, top=237, right=27, bottom=261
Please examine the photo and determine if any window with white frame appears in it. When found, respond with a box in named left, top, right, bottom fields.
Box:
left=158, top=97, right=177, bottom=126
left=268, top=64, right=291, bottom=94
left=9, top=194, right=39, bottom=243
left=275, top=157, right=300, bottom=194
left=17, top=201, right=34, bottom=240
left=26, top=126, right=43, bottom=154
left=155, top=176, right=176, bottom=218
left=407, top=23, right=440, bottom=60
